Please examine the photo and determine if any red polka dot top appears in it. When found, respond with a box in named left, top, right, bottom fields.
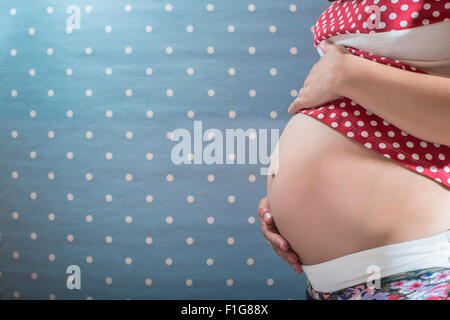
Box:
left=301, top=0, right=450, bottom=187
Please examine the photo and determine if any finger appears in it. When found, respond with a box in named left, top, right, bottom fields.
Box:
left=319, top=40, right=348, bottom=55
left=273, top=246, right=300, bottom=264
left=292, top=262, right=304, bottom=274
left=257, top=196, right=271, bottom=221
left=288, top=95, right=309, bottom=114
left=262, top=223, right=291, bottom=251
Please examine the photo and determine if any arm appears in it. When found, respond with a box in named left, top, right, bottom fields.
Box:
left=289, top=40, right=450, bottom=145
left=339, top=54, right=450, bottom=145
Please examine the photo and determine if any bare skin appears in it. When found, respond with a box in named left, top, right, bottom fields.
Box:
left=258, top=41, right=450, bottom=270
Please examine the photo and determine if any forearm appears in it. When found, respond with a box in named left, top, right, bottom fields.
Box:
left=338, top=55, right=450, bottom=145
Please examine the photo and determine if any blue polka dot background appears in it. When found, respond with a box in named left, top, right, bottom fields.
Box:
left=0, top=1, right=328, bottom=299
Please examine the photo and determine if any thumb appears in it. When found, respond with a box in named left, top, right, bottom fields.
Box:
left=319, top=40, right=333, bottom=54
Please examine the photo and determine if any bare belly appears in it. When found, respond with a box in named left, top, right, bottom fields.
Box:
left=268, top=113, right=450, bottom=265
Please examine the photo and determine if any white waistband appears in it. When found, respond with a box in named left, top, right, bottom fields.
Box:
left=302, top=231, right=450, bottom=293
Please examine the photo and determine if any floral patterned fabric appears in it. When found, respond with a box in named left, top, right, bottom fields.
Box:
left=306, top=268, right=450, bottom=300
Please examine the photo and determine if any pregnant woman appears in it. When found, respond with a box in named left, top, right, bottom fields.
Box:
left=258, top=0, right=450, bottom=300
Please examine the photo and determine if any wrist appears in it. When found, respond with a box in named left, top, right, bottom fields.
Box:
left=335, top=53, right=363, bottom=97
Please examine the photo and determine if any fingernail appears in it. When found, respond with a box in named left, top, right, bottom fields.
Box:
left=264, top=212, right=271, bottom=221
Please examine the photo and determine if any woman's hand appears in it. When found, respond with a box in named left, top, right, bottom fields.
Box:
left=288, top=40, right=352, bottom=114
left=257, top=196, right=303, bottom=274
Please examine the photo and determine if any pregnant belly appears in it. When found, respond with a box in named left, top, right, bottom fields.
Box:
left=268, top=113, right=450, bottom=265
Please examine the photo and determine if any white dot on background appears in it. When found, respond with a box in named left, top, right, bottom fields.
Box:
left=146, top=25, right=153, bottom=33
left=105, top=152, right=113, bottom=160
left=248, top=216, right=256, bottom=224
left=247, top=258, right=254, bottom=266
left=105, top=236, right=112, bottom=244
left=11, top=171, right=19, bottom=179
left=12, top=211, right=19, bottom=220
left=85, top=89, right=93, bottom=97
left=86, top=215, right=93, bottom=222
left=11, top=90, right=18, bottom=97
left=125, top=89, right=133, bottom=97
left=269, top=25, right=277, bottom=33
left=105, top=25, right=112, bottom=33
left=228, top=195, right=235, bottom=203
left=105, top=277, right=112, bottom=285
left=226, top=279, right=234, bottom=286
left=248, top=46, right=256, bottom=55
left=106, top=110, right=113, bottom=118
left=66, top=193, right=74, bottom=201
left=227, top=237, right=235, bottom=245
left=125, top=257, right=132, bottom=265
left=249, top=89, right=256, bottom=97
left=207, top=46, right=215, bottom=54
left=145, top=195, right=153, bottom=203
left=145, top=237, right=153, bottom=245
left=146, top=67, right=153, bottom=76
left=248, top=4, right=255, bottom=12
left=145, top=278, right=152, bottom=286
left=166, top=89, right=174, bottom=97
left=185, top=279, right=193, bottom=287
left=48, top=89, right=55, bottom=97
left=10, top=48, right=17, bottom=56
left=48, top=172, right=55, bottom=180
left=30, top=151, right=37, bottom=159
left=47, top=48, right=54, bottom=55
left=49, top=254, right=55, bottom=262
left=66, top=68, right=73, bottom=76
left=146, top=153, right=154, bottom=160
left=85, top=131, right=93, bottom=139
left=207, top=216, right=215, bottom=224
left=125, top=46, right=133, bottom=54
left=186, top=195, right=195, bottom=203
left=29, top=69, right=36, bottom=77
left=86, top=256, right=93, bottom=263
left=165, top=4, right=173, bottom=12
left=31, top=272, right=38, bottom=280
left=105, top=194, right=113, bottom=202
left=66, top=152, right=74, bottom=160
left=206, top=258, right=214, bottom=266
left=84, top=47, right=92, bottom=55
left=207, top=174, right=215, bottom=182
left=126, top=131, right=134, bottom=139
left=166, top=46, right=173, bottom=54
left=29, top=27, right=36, bottom=35
left=124, top=4, right=132, bottom=12
left=85, top=173, right=93, bottom=181
left=206, top=4, right=214, bottom=11
left=228, top=25, right=235, bottom=33
left=166, top=174, right=174, bottom=182
left=48, top=213, right=55, bottom=221
left=13, top=252, right=20, bottom=259
left=166, top=216, right=173, bottom=224
left=125, top=216, right=133, bottom=223
left=67, top=234, right=74, bottom=242
left=85, top=6, right=93, bottom=13
left=13, top=291, right=20, bottom=299
left=289, top=4, right=297, bottom=12
left=267, top=278, right=274, bottom=286
left=125, top=173, right=133, bottom=182
left=186, top=237, right=194, bottom=245
left=165, top=258, right=173, bottom=266
left=10, top=8, right=17, bottom=15
left=186, top=25, right=194, bottom=32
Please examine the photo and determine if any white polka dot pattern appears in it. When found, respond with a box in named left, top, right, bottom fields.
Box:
left=306, top=0, right=450, bottom=187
